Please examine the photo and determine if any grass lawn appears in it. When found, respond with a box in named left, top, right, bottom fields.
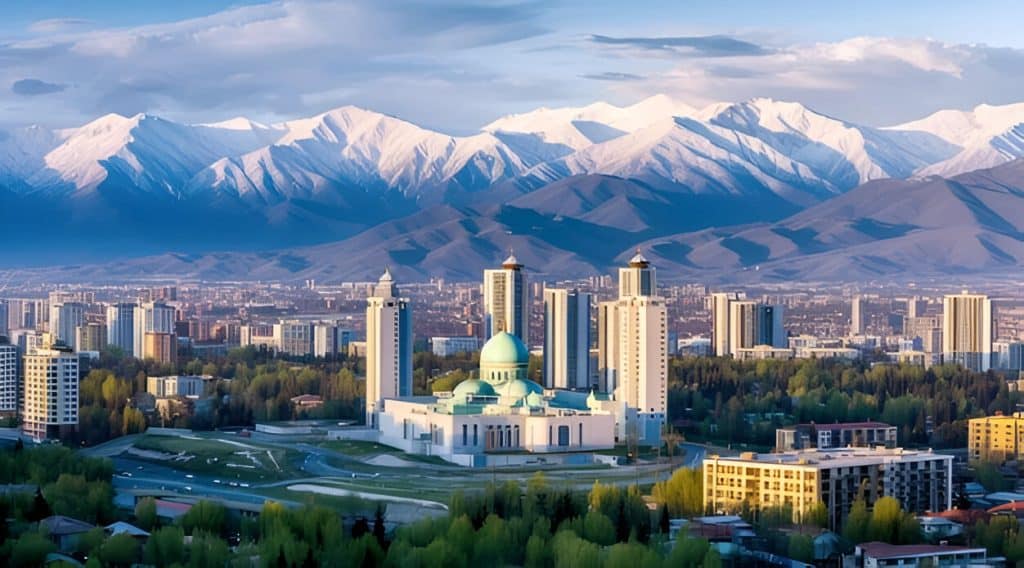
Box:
left=132, top=435, right=301, bottom=481
left=317, top=440, right=404, bottom=456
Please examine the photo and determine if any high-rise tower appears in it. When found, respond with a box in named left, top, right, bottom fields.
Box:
left=483, top=254, right=529, bottom=344
left=366, top=269, right=413, bottom=428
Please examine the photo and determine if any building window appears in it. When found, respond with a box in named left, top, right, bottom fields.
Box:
left=558, top=425, right=570, bottom=447
left=473, top=424, right=478, bottom=446
left=462, top=424, right=468, bottom=446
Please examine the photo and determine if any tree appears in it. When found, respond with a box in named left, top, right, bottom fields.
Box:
left=188, top=532, right=231, bottom=568
left=180, top=501, right=227, bottom=536
left=788, top=534, right=814, bottom=563
left=843, top=499, right=870, bottom=545
left=27, top=487, right=51, bottom=523
left=135, top=496, right=158, bottom=531
left=144, top=526, right=186, bottom=567
left=9, top=532, right=56, bottom=568
left=868, top=497, right=920, bottom=545
left=373, top=504, right=387, bottom=547
left=582, top=511, right=616, bottom=546
left=99, top=533, right=139, bottom=567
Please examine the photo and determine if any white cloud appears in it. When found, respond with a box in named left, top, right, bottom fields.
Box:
left=598, top=36, right=1024, bottom=126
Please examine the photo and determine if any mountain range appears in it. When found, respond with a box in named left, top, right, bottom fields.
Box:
left=5, top=95, right=1024, bottom=282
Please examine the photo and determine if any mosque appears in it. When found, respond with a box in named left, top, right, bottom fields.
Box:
left=376, top=331, right=618, bottom=466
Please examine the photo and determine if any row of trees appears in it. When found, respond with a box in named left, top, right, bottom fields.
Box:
left=669, top=357, right=1016, bottom=448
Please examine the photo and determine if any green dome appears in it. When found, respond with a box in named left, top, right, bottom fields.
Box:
left=500, top=378, right=544, bottom=400
left=480, top=331, right=530, bottom=367
left=452, top=379, right=497, bottom=399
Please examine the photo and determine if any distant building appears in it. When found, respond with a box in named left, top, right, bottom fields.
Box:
left=543, top=288, right=592, bottom=390
left=775, top=422, right=898, bottom=452
left=851, top=295, right=865, bottom=335
left=483, top=255, right=529, bottom=343
left=968, top=412, right=1024, bottom=464
left=365, top=269, right=412, bottom=428
left=733, top=345, right=793, bottom=361
left=313, top=323, right=351, bottom=357
left=678, top=337, right=712, bottom=357
left=942, top=292, right=992, bottom=372
left=74, top=322, right=107, bottom=353
left=710, top=292, right=741, bottom=357
left=143, top=332, right=177, bottom=365
left=431, top=336, right=480, bottom=357
left=903, top=316, right=941, bottom=354
left=704, top=447, right=952, bottom=531
left=273, top=320, right=314, bottom=356
left=797, top=347, right=860, bottom=360
left=23, top=342, right=80, bottom=440
left=134, top=302, right=175, bottom=360
left=290, top=394, right=323, bottom=409
left=106, top=303, right=136, bottom=355
left=49, top=302, right=86, bottom=348
left=0, top=343, right=17, bottom=414
left=146, top=375, right=210, bottom=398
left=729, top=301, right=786, bottom=356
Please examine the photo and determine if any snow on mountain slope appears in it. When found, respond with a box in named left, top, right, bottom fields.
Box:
left=482, top=94, right=697, bottom=156
left=0, top=125, right=68, bottom=183
left=526, top=116, right=832, bottom=206
left=697, top=98, right=958, bottom=189
left=27, top=113, right=284, bottom=198
left=888, top=102, right=1024, bottom=177
left=186, top=106, right=529, bottom=203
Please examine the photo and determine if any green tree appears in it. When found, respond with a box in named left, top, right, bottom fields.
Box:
left=582, top=511, right=616, bottom=546
left=180, top=501, right=227, bottom=536
left=135, top=496, right=158, bottom=531
left=99, top=533, right=139, bottom=567
left=788, top=534, right=814, bottom=562
left=188, top=532, right=231, bottom=568
left=145, top=526, right=186, bottom=567
left=10, top=532, right=56, bottom=568
left=842, top=499, right=870, bottom=545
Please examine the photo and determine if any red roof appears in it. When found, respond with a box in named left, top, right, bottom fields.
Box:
left=925, top=509, right=990, bottom=524
left=989, top=501, right=1024, bottom=514
left=858, top=542, right=984, bottom=560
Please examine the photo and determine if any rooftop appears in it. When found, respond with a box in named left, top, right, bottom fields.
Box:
left=857, top=542, right=985, bottom=560
left=706, top=447, right=951, bottom=468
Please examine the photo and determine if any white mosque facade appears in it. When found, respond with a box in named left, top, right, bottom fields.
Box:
left=376, top=331, right=618, bottom=466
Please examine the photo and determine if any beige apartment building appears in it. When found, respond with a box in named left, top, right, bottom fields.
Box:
left=704, top=447, right=952, bottom=530
left=968, top=412, right=1024, bottom=463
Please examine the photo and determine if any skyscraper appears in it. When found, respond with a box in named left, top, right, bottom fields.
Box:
left=597, top=252, right=667, bottom=445
left=22, top=340, right=79, bottom=440
left=0, top=342, right=17, bottom=414
left=49, top=301, right=86, bottom=347
left=75, top=323, right=107, bottom=352
left=543, top=288, right=591, bottom=390
left=0, top=301, right=8, bottom=337
left=106, top=303, right=136, bottom=356
left=618, top=251, right=656, bottom=297
left=851, top=295, right=865, bottom=335
left=726, top=300, right=786, bottom=356
left=483, top=254, right=529, bottom=344
left=710, top=292, right=740, bottom=357
left=134, top=302, right=175, bottom=360
left=143, top=332, right=178, bottom=365
left=365, top=269, right=412, bottom=428
left=942, top=292, right=993, bottom=372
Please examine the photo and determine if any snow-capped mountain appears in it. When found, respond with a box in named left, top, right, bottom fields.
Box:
left=697, top=98, right=958, bottom=189
left=888, top=101, right=1024, bottom=177
left=186, top=106, right=530, bottom=204
left=6, top=94, right=1024, bottom=274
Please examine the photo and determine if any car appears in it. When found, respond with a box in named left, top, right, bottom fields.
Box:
left=120, top=471, right=132, bottom=477
left=185, top=486, right=192, bottom=492
left=229, top=481, right=239, bottom=487
left=213, top=479, right=222, bottom=484
left=137, top=466, right=144, bottom=470
left=239, top=483, right=250, bottom=488
left=185, top=474, right=194, bottom=479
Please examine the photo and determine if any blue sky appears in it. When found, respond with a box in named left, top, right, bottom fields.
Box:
left=2, top=0, right=1023, bottom=132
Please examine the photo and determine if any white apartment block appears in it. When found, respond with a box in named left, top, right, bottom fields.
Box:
left=22, top=345, right=80, bottom=440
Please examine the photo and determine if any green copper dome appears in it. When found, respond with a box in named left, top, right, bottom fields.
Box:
left=480, top=331, right=530, bottom=366
left=452, top=379, right=497, bottom=399
left=501, top=378, right=544, bottom=400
